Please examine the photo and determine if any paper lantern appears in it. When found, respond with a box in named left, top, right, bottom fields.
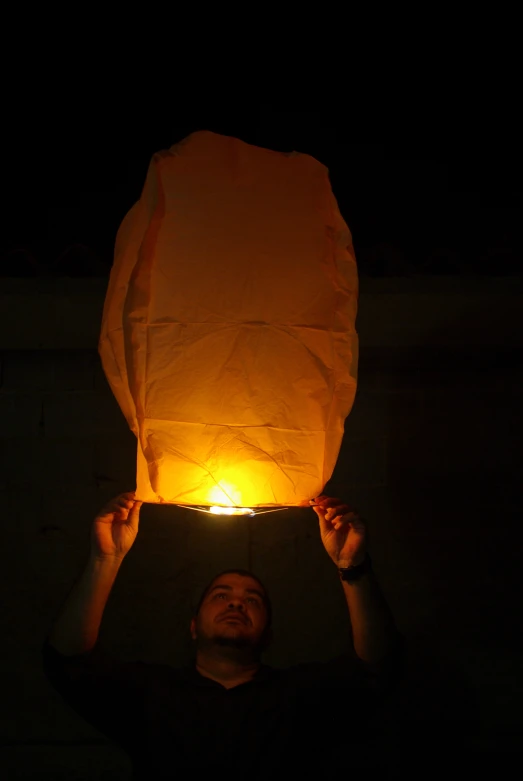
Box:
left=99, top=131, right=358, bottom=513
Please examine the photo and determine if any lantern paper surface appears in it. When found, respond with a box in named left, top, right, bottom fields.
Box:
left=99, top=131, right=358, bottom=508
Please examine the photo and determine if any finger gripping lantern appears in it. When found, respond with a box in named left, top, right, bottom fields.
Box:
left=99, top=131, right=358, bottom=514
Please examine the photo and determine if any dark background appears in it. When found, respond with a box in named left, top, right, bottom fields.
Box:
left=2, top=108, right=521, bottom=277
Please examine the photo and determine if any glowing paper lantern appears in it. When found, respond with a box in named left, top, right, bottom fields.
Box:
left=99, top=131, right=358, bottom=511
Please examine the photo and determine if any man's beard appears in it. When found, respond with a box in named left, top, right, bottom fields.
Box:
left=195, top=622, right=263, bottom=654
left=213, top=633, right=254, bottom=650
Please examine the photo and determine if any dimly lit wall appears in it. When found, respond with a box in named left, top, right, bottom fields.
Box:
left=1, top=276, right=522, bottom=777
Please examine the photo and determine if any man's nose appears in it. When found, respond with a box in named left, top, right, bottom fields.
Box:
left=227, top=599, right=245, bottom=610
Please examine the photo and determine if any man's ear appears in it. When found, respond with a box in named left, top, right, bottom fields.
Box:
left=190, top=617, right=197, bottom=640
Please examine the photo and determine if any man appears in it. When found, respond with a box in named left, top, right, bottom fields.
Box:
left=42, top=492, right=404, bottom=776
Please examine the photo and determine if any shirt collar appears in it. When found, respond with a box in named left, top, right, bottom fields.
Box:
left=182, top=661, right=274, bottom=688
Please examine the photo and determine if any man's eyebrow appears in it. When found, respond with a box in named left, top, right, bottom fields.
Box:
left=208, top=584, right=265, bottom=601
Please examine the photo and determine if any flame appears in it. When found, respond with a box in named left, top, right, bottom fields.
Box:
left=209, top=505, right=254, bottom=516
left=207, top=480, right=253, bottom=516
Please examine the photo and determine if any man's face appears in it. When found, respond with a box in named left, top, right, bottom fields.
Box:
left=190, top=573, right=271, bottom=654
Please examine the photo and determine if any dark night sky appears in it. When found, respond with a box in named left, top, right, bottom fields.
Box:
left=2, top=109, right=521, bottom=276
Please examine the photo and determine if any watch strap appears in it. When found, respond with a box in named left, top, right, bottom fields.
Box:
left=338, top=552, right=372, bottom=582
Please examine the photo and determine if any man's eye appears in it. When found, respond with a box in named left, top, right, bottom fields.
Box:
left=213, top=593, right=259, bottom=606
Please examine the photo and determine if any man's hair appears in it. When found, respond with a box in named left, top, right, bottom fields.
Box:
left=194, top=568, right=273, bottom=632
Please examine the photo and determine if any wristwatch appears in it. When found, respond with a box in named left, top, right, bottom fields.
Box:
left=338, top=552, right=372, bottom=582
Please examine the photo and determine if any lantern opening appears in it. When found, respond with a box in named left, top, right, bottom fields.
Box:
left=178, top=504, right=291, bottom=517
left=210, top=506, right=254, bottom=516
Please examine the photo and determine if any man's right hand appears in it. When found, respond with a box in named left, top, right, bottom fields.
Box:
left=91, top=492, right=143, bottom=561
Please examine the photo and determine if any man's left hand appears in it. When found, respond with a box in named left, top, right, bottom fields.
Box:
left=311, top=495, right=367, bottom=568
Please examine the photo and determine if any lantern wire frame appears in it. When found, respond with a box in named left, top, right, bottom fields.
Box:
left=177, top=505, right=292, bottom=518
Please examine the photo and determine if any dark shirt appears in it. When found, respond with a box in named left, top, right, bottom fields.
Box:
left=42, top=636, right=404, bottom=777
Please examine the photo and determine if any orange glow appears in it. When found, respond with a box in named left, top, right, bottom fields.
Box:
left=207, top=480, right=243, bottom=508
left=99, top=131, right=358, bottom=507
